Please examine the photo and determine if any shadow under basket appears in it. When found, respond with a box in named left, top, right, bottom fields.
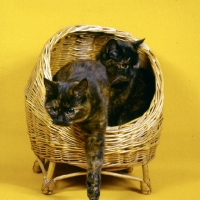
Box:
left=25, top=25, right=164, bottom=195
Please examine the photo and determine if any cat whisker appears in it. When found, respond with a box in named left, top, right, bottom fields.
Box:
left=110, top=75, right=122, bottom=85
left=134, top=76, right=144, bottom=84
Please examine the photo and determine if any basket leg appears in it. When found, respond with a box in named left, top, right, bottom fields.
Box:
left=32, top=158, right=45, bottom=173
left=140, top=164, right=151, bottom=194
left=41, top=162, right=56, bottom=195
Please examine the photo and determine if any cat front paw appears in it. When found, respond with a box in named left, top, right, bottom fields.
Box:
left=87, top=173, right=101, bottom=200
left=87, top=182, right=100, bottom=200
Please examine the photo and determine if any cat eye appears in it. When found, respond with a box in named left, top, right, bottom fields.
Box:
left=67, top=108, right=74, bottom=114
left=125, top=65, right=129, bottom=68
left=52, top=107, right=57, bottom=112
left=118, top=64, right=129, bottom=69
left=123, top=65, right=129, bottom=69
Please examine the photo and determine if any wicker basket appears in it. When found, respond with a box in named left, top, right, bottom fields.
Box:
left=25, top=25, right=164, bottom=195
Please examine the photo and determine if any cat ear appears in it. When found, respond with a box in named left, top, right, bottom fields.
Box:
left=44, top=78, right=58, bottom=96
left=132, top=38, right=145, bottom=50
left=106, top=39, right=120, bottom=58
left=75, top=78, right=88, bottom=93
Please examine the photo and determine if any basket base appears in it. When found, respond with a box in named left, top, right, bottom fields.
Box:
left=32, top=156, right=152, bottom=195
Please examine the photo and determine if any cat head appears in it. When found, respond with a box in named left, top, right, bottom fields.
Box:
left=44, top=78, right=91, bottom=126
left=98, top=38, right=144, bottom=83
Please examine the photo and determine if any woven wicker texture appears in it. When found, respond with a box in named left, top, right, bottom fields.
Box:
left=25, top=25, right=164, bottom=172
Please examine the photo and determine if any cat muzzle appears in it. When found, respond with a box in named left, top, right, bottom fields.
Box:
left=52, top=115, right=72, bottom=126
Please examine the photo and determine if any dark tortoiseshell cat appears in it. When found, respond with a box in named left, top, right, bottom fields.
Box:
left=44, top=60, right=109, bottom=200
left=97, top=39, right=155, bottom=126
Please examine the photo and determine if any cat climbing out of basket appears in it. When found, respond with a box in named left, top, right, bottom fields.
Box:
left=97, top=38, right=155, bottom=126
left=44, top=60, right=109, bottom=200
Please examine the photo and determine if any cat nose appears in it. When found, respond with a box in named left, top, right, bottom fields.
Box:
left=130, top=69, right=135, bottom=75
left=57, top=115, right=64, bottom=124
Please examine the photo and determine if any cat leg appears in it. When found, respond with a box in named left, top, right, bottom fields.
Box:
left=140, top=164, right=151, bottom=194
left=86, top=133, right=105, bottom=200
left=41, top=162, right=56, bottom=195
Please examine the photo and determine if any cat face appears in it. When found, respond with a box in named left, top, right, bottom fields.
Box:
left=99, top=39, right=144, bottom=84
left=44, top=78, right=91, bottom=126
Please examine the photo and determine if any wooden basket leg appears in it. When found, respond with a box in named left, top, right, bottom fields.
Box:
left=32, top=158, right=45, bottom=173
left=41, top=162, right=56, bottom=195
left=140, top=164, right=151, bottom=194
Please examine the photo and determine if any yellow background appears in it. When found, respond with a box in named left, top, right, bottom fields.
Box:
left=0, top=0, right=200, bottom=199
